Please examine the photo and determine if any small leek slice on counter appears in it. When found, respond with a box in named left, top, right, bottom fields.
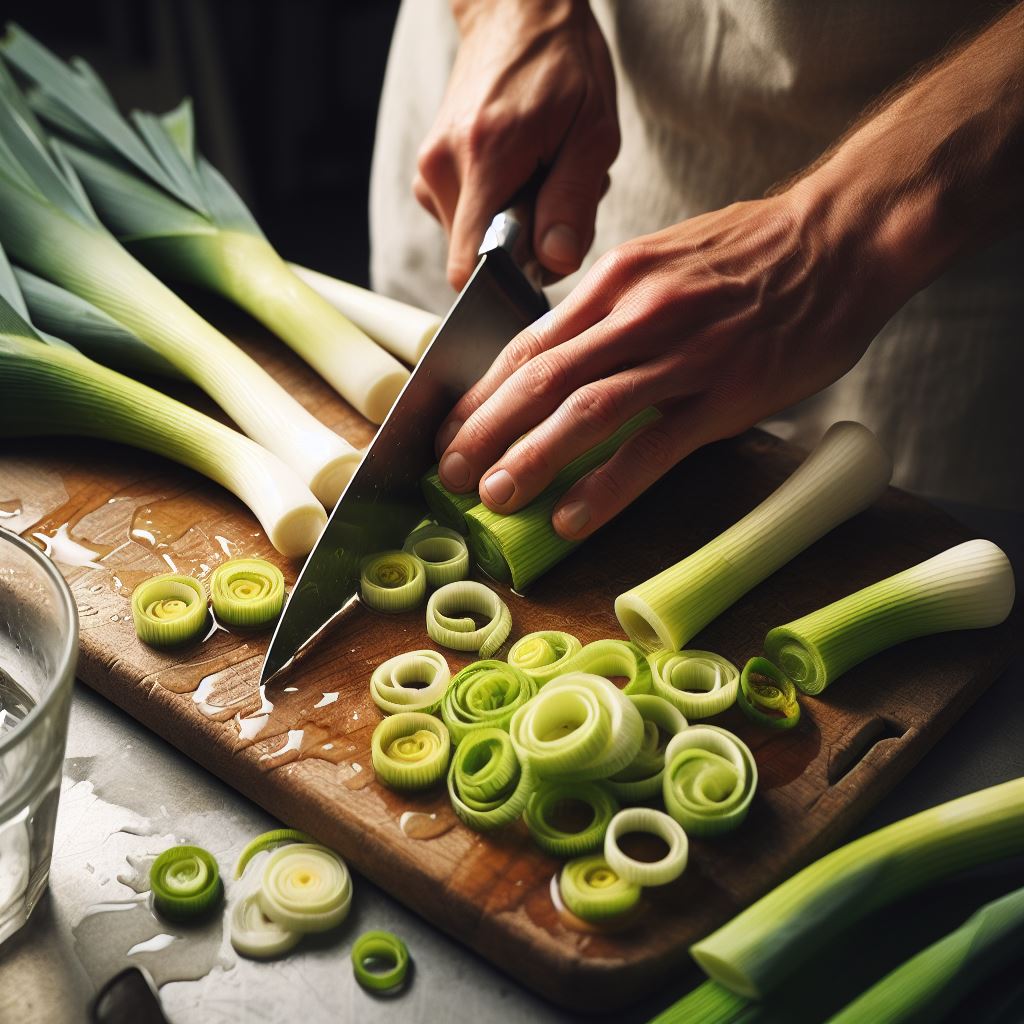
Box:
left=464, top=409, right=660, bottom=590
left=615, top=421, right=892, bottom=651
left=209, top=558, right=285, bottom=627
left=738, top=657, right=800, bottom=729
left=0, top=53, right=360, bottom=506
left=230, top=890, right=301, bottom=959
left=426, top=581, right=512, bottom=658
left=289, top=263, right=439, bottom=366
left=648, top=650, right=739, bottom=719
left=369, top=650, right=451, bottom=715
left=827, top=884, right=1024, bottom=1024
left=131, top=573, right=207, bottom=647
left=440, top=661, right=537, bottom=744
left=604, top=808, right=689, bottom=887
left=690, top=777, right=1024, bottom=1000
left=507, top=630, right=583, bottom=684
left=764, top=539, right=1015, bottom=695
left=663, top=726, right=757, bottom=837
left=371, top=712, right=451, bottom=790
left=360, top=551, right=427, bottom=612
left=447, top=728, right=534, bottom=830
left=258, top=843, right=352, bottom=933
left=351, top=930, right=411, bottom=993
left=3, top=28, right=409, bottom=425
left=0, top=293, right=327, bottom=557
left=402, top=523, right=470, bottom=587
left=606, top=695, right=687, bottom=803
left=559, top=855, right=641, bottom=923
left=233, top=828, right=314, bottom=879
left=510, top=673, right=644, bottom=781
left=150, top=845, right=223, bottom=921
left=421, top=467, right=478, bottom=534
left=562, top=638, right=653, bottom=695
left=524, top=780, right=620, bottom=856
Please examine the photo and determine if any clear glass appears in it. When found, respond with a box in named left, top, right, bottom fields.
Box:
left=0, top=528, right=77, bottom=945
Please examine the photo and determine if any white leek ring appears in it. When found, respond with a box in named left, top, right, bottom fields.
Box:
left=507, top=630, right=583, bottom=685
left=257, top=843, right=352, bottom=933
left=403, top=524, right=470, bottom=587
left=426, top=581, right=512, bottom=658
left=648, top=650, right=740, bottom=719
left=604, top=807, right=689, bottom=886
left=360, top=551, right=426, bottom=612
left=562, top=638, right=654, bottom=695
left=230, top=889, right=301, bottom=959
left=369, top=650, right=451, bottom=715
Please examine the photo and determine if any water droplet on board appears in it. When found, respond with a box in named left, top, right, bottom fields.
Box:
left=127, top=933, right=177, bottom=956
left=0, top=498, right=23, bottom=519
left=31, top=523, right=111, bottom=569
left=314, top=692, right=340, bottom=709
left=398, top=809, right=456, bottom=840
left=151, top=645, right=256, bottom=696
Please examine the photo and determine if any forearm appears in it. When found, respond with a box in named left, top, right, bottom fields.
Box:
left=450, top=0, right=586, bottom=36
left=792, top=3, right=1024, bottom=301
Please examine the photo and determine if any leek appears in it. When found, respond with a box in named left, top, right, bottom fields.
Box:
left=422, top=467, right=478, bottom=533
left=230, top=891, right=301, bottom=960
left=559, top=855, right=641, bottom=922
left=289, top=262, right=439, bottom=366
left=402, top=523, right=470, bottom=587
left=648, top=650, right=739, bottom=718
left=351, top=931, right=411, bottom=993
left=0, top=51, right=359, bottom=505
left=371, top=712, right=451, bottom=790
left=150, top=845, right=222, bottom=922
left=507, top=630, right=583, bottom=684
left=2, top=26, right=410, bottom=425
left=524, top=780, right=620, bottom=856
left=690, top=777, right=1024, bottom=999
left=616, top=422, right=892, bottom=651
left=447, top=728, right=534, bottom=830
left=209, top=558, right=285, bottom=627
left=258, top=843, right=352, bottom=933
left=604, top=808, right=688, bottom=887
left=737, top=657, right=800, bottom=730
left=440, top=661, right=537, bottom=744
left=426, top=581, right=512, bottom=657
left=233, top=829, right=314, bottom=880
left=369, top=650, right=451, bottom=715
left=360, top=551, right=427, bottom=612
left=607, top=695, right=687, bottom=803
left=764, top=539, right=1015, bottom=695
left=0, top=285, right=327, bottom=557
left=131, top=573, right=208, bottom=648
left=464, top=408, right=661, bottom=590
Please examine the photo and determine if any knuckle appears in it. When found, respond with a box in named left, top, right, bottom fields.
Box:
left=565, top=384, right=622, bottom=434
left=517, top=353, right=569, bottom=403
left=595, top=241, right=644, bottom=284
left=415, top=137, right=448, bottom=183
left=462, top=110, right=508, bottom=160
left=626, top=424, right=677, bottom=476
left=501, top=331, right=547, bottom=374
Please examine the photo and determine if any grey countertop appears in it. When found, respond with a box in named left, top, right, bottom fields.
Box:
left=3, top=504, right=1022, bottom=1024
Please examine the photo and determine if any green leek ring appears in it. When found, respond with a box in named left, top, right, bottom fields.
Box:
left=131, top=573, right=207, bottom=647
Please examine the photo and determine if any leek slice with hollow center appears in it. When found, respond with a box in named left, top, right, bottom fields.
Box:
left=524, top=779, right=619, bottom=856
left=150, top=844, right=222, bottom=922
left=561, top=638, right=654, bottom=695
left=209, top=558, right=285, bottom=627
left=371, top=712, right=451, bottom=790
left=738, top=656, right=800, bottom=729
left=607, top=695, right=687, bottom=803
left=131, top=573, right=207, bottom=648
left=351, top=930, right=411, bottom=993
left=648, top=650, right=739, bottom=718
left=440, top=660, right=536, bottom=744
left=370, top=649, right=451, bottom=715
left=604, top=807, right=689, bottom=887
left=447, top=728, right=534, bottom=830
left=507, top=630, right=583, bottom=684
left=258, top=843, right=352, bottom=934
left=616, top=422, right=892, bottom=651
left=230, top=890, right=301, bottom=960
left=402, top=523, right=470, bottom=588
left=426, top=581, right=512, bottom=658
left=559, top=855, right=641, bottom=923
left=360, top=551, right=427, bottom=612
left=663, top=726, right=757, bottom=837
left=764, top=539, right=1015, bottom=695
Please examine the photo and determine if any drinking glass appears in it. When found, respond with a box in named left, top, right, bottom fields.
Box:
left=0, top=528, right=77, bottom=944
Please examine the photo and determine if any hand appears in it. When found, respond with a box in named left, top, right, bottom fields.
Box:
left=414, top=0, right=619, bottom=289
left=433, top=188, right=908, bottom=540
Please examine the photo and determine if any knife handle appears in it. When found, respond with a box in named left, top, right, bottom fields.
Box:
left=478, top=171, right=554, bottom=292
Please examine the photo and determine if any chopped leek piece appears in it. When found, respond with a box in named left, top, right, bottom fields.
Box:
left=230, top=890, right=301, bottom=959
left=289, top=263, right=439, bottom=366
left=233, top=828, right=314, bottom=879
left=3, top=28, right=409, bottom=425
left=426, top=581, right=512, bottom=658
left=209, top=558, right=285, bottom=627
left=351, top=930, right=411, bottom=993
left=607, top=695, right=687, bottom=803
left=559, top=855, right=641, bottom=923
left=440, top=660, right=536, bottom=744
left=507, top=630, right=583, bottom=684
left=360, top=551, right=427, bottom=612
left=370, top=649, right=451, bottom=715
left=648, top=650, right=740, bottom=718
left=562, top=638, right=653, bottom=695
left=663, top=726, right=757, bottom=837
left=616, top=422, right=892, bottom=651
left=150, top=844, right=222, bottom=922
left=464, top=409, right=660, bottom=590
left=690, top=777, right=1024, bottom=1000
left=421, top=466, right=477, bottom=533
left=447, top=728, right=534, bottom=831
left=402, top=523, right=470, bottom=587
left=371, top=712, right=451, bottom=790
left=0, top=48, right=360, bottom=505
left=765, top=539, right=1015, bottom=695
left=738, top=657, right=800, bottom=729
left=131, top=573, right=207, bottom=648
left=524, top=779, right=619, bottom=856
left=510, top=673, right=644, bottom=781
left=258, top=843, right=352, bottom=934
left=604, top=808, right=689, bottom=886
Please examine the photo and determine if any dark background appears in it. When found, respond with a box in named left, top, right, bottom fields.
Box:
left=4, top=0, right=403, bottom=285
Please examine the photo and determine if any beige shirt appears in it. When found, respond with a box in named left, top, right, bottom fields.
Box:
left=370, top=0, right=1022, bottom=509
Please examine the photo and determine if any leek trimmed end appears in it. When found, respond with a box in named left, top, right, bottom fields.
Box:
left=269, top=504, right=328, bottom=559
left=614, top=593, right=670, bottom=653
left=308, top=450, right=363, bottom=509
left=689, top=948, right=761, bottom=1001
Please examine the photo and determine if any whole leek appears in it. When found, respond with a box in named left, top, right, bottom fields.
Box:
left=616, top=421, right=892, bottom=651
left=3, top=26, right=409, bottom=425
left=765, top=539, right=1015, bottom=694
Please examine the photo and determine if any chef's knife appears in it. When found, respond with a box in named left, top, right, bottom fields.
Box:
left=260, top=202, right=549, bottom=683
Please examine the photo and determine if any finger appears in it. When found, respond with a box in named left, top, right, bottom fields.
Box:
left=477, top=352, right=693, bottom=512
left=552, top=399, right=714, bottom=541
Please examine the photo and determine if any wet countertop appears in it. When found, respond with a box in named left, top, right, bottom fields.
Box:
left=2, top=503, right=1022, bottom=1024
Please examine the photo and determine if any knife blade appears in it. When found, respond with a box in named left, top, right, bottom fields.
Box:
left=260, top=206, right=549, bottom=683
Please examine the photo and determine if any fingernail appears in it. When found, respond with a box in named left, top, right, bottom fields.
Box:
left=541, top=224, right=581, bottom=268
left=557, top=500, right=591, bottom=537
left=439, top=451, right=471, bottom=489
left=436, top=420, right=462, bottom=456
left=483, top=469, right=515, bottom=506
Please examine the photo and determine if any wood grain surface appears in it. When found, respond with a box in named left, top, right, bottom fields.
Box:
left=1, top=306, right=1018, bottom=1012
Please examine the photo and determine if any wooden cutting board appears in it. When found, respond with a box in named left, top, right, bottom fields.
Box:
left=1, top=311, right=1017, bottom=1012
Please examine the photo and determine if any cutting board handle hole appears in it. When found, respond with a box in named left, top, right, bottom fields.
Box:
left=827, top=716, right=906, bottom=785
